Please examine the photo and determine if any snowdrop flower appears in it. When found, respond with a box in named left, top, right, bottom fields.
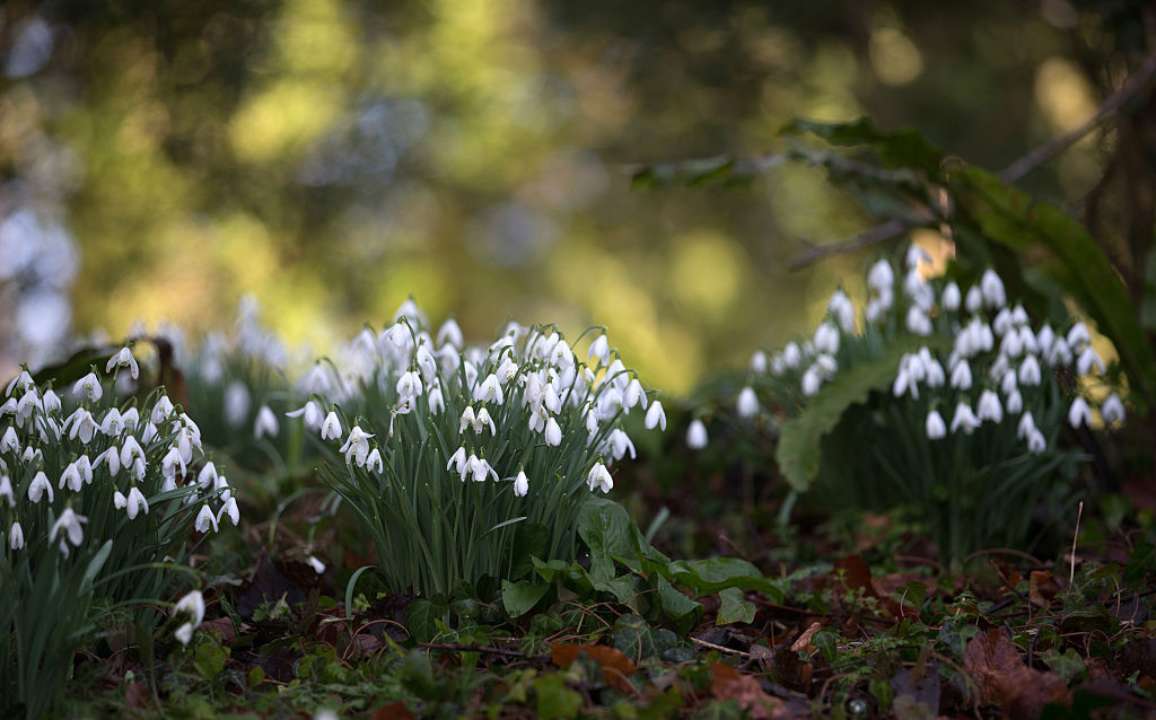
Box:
left=141, top=422, right=158, bottom=444
left=1068, top=397, right=1092, bottom=428
left=217, top=496, right=240, bottom=526
left=1018, top=355, right=1042, bottom=386
left=59, top=462, right=84, bottom=492
left=320, top=411, right=342, bottom=441
left=544, top=417, right=562, bottom=447
left=64, top=409, right=98, bottom=444
left=41, top=388, right=61, bottom=415
left=224, top=382, right=251, bottom=428
left=0, top=398, right=14, bottom=419
left=609, top=429, right=636, bottom=460
left=1027, top=429, right=1047, bottom=454
left=447, top=446, right=468, bottom=479
left=151, top=395, right=175, bottom=424
left=459, top=406, right=477, bottom=434
left=16, top=389, right=41, bottom=422
left=892, top=365, right=917, bottom=399
left=801, top=366, right=822, bottom=397
left=100, top=408, right=125, bottom=437
left=1005, top=389, right=1023, bottom=414
left=993, top=309, right=1013, bottom=336
left=0, top=427, right=18, bottom=453
left=302, top=555, right=325, bottom=575
left=73, top=372, right=103, bottom=403
left=814, top=322, right=840, bottom=355
left=1017, top=412, right=1036, bottom=440
left=1076, top=346, right=1104, bottom=375
left=162, top=446, right=186, bottom=483
left=173, top=590, right=205, bottom=646
left=645, top=401, right=667, bottom=431
left=106, top=346, right=140, bottom=380
left=340, top=426, right=374, bottom=466
left=941, top=282, right=961, bottom=311
left=588, top=334, right=610, bottom=363
left=965, top=285, right=983, bottom=313
left=428, top=384, right=445, bottom=415
left=396, top=371, right=423, bottom=400
left=8, top=522, right=23, bottom=551
left=977, top=390, right=1003, bottom=423
left=476, top=407, right=497, bottom=436
left=195, top=504, right=219, bottom=534
left=1101, top=394, right=1125, bottom=425
left=467, top=454, right=497, bottom=483
left=1017, top=326, right=1038, bottom=355
left=828, top=290, right=855, bottom=333
left=475, top=374, right=504, bottom=405
left=28, top=471, right=53, bottom=503
left=51, top=508, right=87, bottom=549
left=125, top=487, right=149, bottom=519
left=365, top=448, right=384, bottom=474
left=1000, top=370, right=1018, bottom=396
left=750, top=351, right=768, bottom=374
left=586, top=463, right=613, bottom=493
left=4, top=370, right=34, bottom=397
left=94, top=445, right=119, bottom=477
left=950, top=402, right=981, bottom=434
left=1066, top=322, right=1091, bottom=349
left=686, top=419, right=708, bottom=449
left=949, top=360, right=973, bottom=390
left=782, top=342, right=802, bottom=369
left=120, top=436, right=145, bottom=467
left=254, top=406, right=279, bottom=439
left=868, top=259, right=894, bottom=292
left=513, top=470, right=529, bottom=497
left=906, top=306, right=932, bottom=336
left=926, top=410, right=946, bottom=440
left=1046, top=338, right=1073, bottom=367
left=981, top=269, right=1006, bottom=308
left=0, top=475, right=13, bottom=507
left=436, top=318, right=464, bottom=348
left=736, top=387, right=759, bottom=418
left=999, top=331, right=1024, bottom=358
left=1037, top=324, right=1055, bottom=356
left=906, top=243, right=930, bottom=269
left=624, top=378, right=647, bottom=410
left=287, top=400, right=325, bottom=429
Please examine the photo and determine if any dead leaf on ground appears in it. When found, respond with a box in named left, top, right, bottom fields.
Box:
left=711, top=662, right=791, bottom=719
left=1029, top=570, right=1060, bottom=608
left=790, top=622, right=822, bottom=653
left=372, top=701, right=415, bottom=720
left=551, top=643, right=637, bottom=693
left=963, top=629, right=1069, bottom=717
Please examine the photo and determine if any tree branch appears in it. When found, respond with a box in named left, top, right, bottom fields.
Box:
left=786, top=49, right=1156, bottom=271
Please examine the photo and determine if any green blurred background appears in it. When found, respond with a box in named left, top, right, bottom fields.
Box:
left=0, top=0, right=1135, bottom=390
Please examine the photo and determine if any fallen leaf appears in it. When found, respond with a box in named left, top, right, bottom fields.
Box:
left=551, top=643, right=637, bottom=693
left=834, top=555, right=878, bottom=596
left=124, top=681, right=149, bottom=710
left=1029, top=570, right=1060, bottom=608
left=710, top=663, right=789, bottom=719
left=963, top=629, right=1069, bottom=717
left=790, top=622, right=822, bottom=653
left=372, top=701, right=414, bottom=720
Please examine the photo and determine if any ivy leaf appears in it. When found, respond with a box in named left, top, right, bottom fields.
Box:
left=404, top=599, right=443, bottom=643
left=716, top=588, right=757, bottom=625
left=533, top=674, right=583, bottom=720
left=577, top=497, right=636, bottom=583
left=657, top=576, right=703, bottom=634
left=501, top=579, right=550, bottom=618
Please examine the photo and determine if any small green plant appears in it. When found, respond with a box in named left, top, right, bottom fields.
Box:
left=0, top=350, right=234, bottom=719
left=287, top=302, right=666, bottom=598
left=698, top=245, right=1126, bottom=563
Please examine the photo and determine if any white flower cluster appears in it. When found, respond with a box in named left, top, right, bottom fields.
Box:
left=289, top=300, right=666, bottom=498
left=729, top=246, right=1125, bottom=455
left=0, top=348, right=237, bottom=556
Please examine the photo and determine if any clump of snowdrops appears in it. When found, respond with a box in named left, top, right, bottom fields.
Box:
left=0, top=349, right=235, bottom=719
left=703, top=245, right=1126, bottom=562
left=287, top=301, right=667, bottom=598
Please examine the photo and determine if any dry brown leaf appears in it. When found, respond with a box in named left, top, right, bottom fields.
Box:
left=551, top=643, right=637, bottom=693
left=963, top=629, right=1069, bottom=717
left=1029, top=570, right=1060, bottom=608
left=372, top=701, right=414, bottom=720
left=790, top=622, right=823, bottom=653
left=711, top=662, right=790, bottom=719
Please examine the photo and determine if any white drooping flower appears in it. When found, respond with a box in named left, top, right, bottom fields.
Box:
left=544, top=417, right=563, bottom=447
left=253, top=406, right=279, bottom=439
left=586, top=463, right=613, bottom=494
left=608, top=429, right=636, bottom=460
left=28, top=471, right=53, bottom=504
left=736, top=387, right=759, bottom=418
left=224, top=381, right=251, bottom=428
left=1005, top=389, right=1023, bottom=414
left=1101, top=394, right=1125, bottom=425
left=126, top=486, right=149, bottom=519
left=801, top=366, right=822, bottom=397
left=813, top=322, right=840, bottom=355
left=941, top=282, right=961, bottom=311
left=588, top=334, right=610, bottom=364
left=750, top=351, right=768, bottom=374
left=8, top=521, right=23, bottom=551
left=925, top=410, right=946, bottom=440
left=340, top=426, right=375, bottom=466
left=513, top=470, right=529, bottom=498
left=195, top=504, right=219, bottom=534
left=320, top=411, right=342, bottom=441
left=981, top=269, right=1006, bottom=308
left=906, top=306, right=932, bottom=336
left=1027, top=429, right=1047, bottom=454
left=151, top=395, right=175, bottom=425
left=1017, top=411, right=1036, bottom=440
left=173, top=590, right=205, bottom=646
left=286, top=400, right=325, bottom=430
left=977, top=390, right=1003, bottom=424
left=73, top=373, right=103, bottom=403
left=51, top=507, right=87, bottom=550
left=949, top=360, right=973, bottom=391
left=828, top=289, right=855, bottom=333
left=217, top=496, right=240, bottom=527
left=428, top=384, right=445, bottom=415
left=106, top=346, right=141, bottom=380
left=1067, top=397, right=1092, bottom=428
left=396, top=371, right=424, bottom=401
left=645, top=401, right=667, bottom=431
left=0, top=427, right=18, bottom=454
left=474, top=374, right=504, bottom=405
left=436, top=318, right=464, bottom=348
left=1076, top=346, right=1104, bottom=376
left=965, top=285, right=982, bottom=313
left=867, top=259, right=894, bottom=292
left=950, top=402, right=981, bottom=434
left=686, top=419, right=708, bottom=450
left=1066, top=322, right=1091, bottom=349
left=1018, top=355, right=1042, bottom=386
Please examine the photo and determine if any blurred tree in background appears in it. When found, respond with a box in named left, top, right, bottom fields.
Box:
left=0, top=0, right=1150, bottom=390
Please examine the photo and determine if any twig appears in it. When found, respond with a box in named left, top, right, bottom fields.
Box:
left=690, top=636, right=751, bottom=657
left=787, top=49, right=1156, bottom=270
left=1070, top=500, right=1084, bottom=586
left=419, top=642, right=537, bottom=659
